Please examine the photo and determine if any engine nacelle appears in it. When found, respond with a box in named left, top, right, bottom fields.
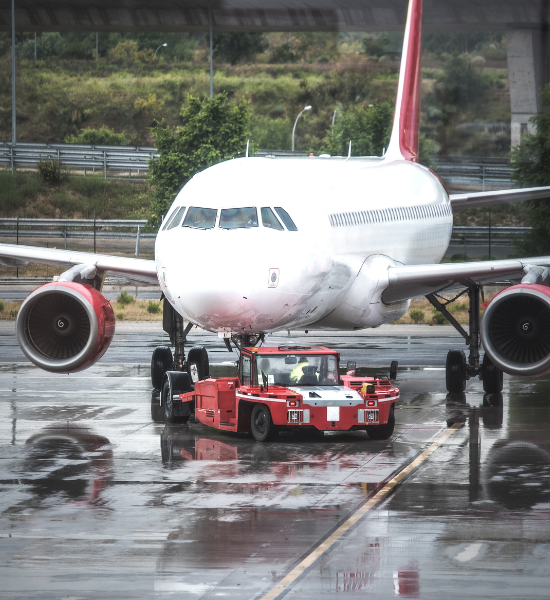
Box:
left=16, top=282, right=115, bottom=373
left=481, top=284, right=550, bottom=377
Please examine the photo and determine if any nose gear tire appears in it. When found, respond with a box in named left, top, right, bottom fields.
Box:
left=151, top=346, right=173, bottom=390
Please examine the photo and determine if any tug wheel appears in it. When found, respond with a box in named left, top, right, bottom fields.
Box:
left=366, top=405, right=395, bottom=440
left=151, top=346, right=173, bottom=390
left=251, top=404, right=278, bottom=442
left=446, top=349, right=467, bottom=393
left=482, top=354, right=503, bottom=394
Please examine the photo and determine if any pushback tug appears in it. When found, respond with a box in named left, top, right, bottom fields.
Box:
left=153, top=343, right=399, bottom=442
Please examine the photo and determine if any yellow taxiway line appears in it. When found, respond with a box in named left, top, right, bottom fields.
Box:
left=260, top=422, right=463, bottom=600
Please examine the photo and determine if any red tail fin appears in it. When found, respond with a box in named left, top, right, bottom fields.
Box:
left=384, top=0, right=422, bottom=162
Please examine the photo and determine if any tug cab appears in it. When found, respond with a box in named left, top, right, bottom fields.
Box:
left=173, top=345, right=399, bottom=442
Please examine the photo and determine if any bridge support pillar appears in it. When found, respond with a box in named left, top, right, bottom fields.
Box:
left=506, top=28, right=549, bottom=148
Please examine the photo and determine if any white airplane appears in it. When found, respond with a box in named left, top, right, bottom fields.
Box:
left=2, top=0, right=550, bottom=400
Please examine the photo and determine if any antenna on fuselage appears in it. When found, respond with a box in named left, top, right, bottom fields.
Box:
left=246, top=140, right=250, bottom=158
left=346, top=140, right=352, bottom=160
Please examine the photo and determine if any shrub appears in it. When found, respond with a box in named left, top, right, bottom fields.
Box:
left=65, top=126, right=128, bottom=146
left=450, top=254, right=470, bottom=262
left=9, top=310, right=18, bottom=318
left=134, top=93, right=165, bottom=115
left=116, top=312, right=124, bottom=320
left=0, top=300, right=4, bottom=312
left=432, top=311, right=447, bottom=325
left=409, top=309, right=425, bottom=324
left=38, top=159, right=67, bottom=184
left=147, top=300, right=161, bottom=314
left=117, top=291, right=135, bottom=306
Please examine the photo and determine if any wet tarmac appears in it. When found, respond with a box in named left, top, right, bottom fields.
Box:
left=1, top=327, right=550, bottom=598
left=0, top=320, right=468, bottom=368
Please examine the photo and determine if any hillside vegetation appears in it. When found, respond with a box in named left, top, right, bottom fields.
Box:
left=0, top=31, right=511, bottom=156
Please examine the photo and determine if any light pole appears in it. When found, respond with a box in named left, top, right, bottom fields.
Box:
left=155, top=43, right=168, bottom=55
left=11, top=0, right=16, bottom=172
left=332, top=108, right=338, bottom=126
left=292, top=105, right=311, bottom=152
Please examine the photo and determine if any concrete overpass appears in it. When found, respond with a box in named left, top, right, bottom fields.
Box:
left=1, top=0, right=549, bottom=146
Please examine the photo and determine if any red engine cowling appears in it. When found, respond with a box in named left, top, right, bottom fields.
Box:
left=16, top=282, right=115, bottom=373
left=481, top=284, right=550, bottom=377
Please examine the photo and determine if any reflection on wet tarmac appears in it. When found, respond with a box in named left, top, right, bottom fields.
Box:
left=1, top=360, right=550, bottom=598
left=5, top=424, right=113, bottom=513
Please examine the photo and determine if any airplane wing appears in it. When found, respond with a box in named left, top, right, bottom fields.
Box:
left=383, top=256, right=550, bottom=304
left=449, top=186, right=550, bottom=209
left=0, top=243, right=158, bottom=285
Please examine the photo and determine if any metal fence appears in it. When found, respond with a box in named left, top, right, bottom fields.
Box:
left=0, top=141, right=513, bottom=187
left=0, top=218, right=530, bottom=280
left=0, top=218, right=154, bottom=279
left=0, top=142, right=156, bottom=179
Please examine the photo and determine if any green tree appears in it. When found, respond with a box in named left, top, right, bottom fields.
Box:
left=436, top=56, right=490, bottom=110
left=326, top=103, right=393, bottom=157
left=511, top=85, right=550, bottom=255
left=148, top=93, right=250, bottom=227
left=209, top=32, right=267, bottom=65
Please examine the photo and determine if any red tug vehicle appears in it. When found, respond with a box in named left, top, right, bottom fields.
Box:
left=157, top=344, right=399, bottom=442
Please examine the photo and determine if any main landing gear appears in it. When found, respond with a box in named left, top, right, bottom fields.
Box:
left=427, top=284, right=503, bottom=394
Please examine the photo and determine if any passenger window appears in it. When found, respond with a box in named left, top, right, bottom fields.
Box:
left=261, top=207, right=284, bottom=230
left=182, top=207, right=217, bottom=229
left=220, top=207, right=258, bottom=229
left=274, top=207, right=298, bottom=231
left=165, top=206, right=186, bottom=230
left=241, top=354, right=251, bottom=386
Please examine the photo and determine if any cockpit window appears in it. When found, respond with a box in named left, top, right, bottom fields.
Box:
left=261, top=207, right=284, bottom=231
left=161, top=207, right=178, bottom=230
left=164, top=206, right=186, bottom=230
left=219, top=207, right=258, bottom=229
left=182, top=207, right=217, bottom=229
left=274, top=207, right=298, bottom=231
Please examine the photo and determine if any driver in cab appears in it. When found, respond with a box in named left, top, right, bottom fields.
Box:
left=290, top=356, right=319, bottom=384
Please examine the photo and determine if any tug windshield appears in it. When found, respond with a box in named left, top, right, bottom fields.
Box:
left=255, top=354, right=338, bottom=387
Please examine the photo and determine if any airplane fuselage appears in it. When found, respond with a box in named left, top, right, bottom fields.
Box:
left=155, top=156, right=452, bottom=335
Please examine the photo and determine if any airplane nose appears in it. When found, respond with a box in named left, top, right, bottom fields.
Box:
left=178, top=267, right=254, bottom=330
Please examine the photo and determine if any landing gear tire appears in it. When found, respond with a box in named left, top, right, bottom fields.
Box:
left=446, top=349, right=467, bottom=393
left=151, top=389, right=164, bottom=422
left=162, top=374, right=192, bottom=424
left=151, top=346, right=173, bottom=390
left=187, top=346, right=209, bottom=384
left=482, top=354, right=503, bottom=393
left=367, top=405, right=395, bottom=440
left=251, top=404, right=278, bottom=442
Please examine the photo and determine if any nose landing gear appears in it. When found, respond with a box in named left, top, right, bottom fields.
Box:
left=150, top=298, right=209, bottom=422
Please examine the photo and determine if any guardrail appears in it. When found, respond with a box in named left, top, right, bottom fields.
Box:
left=0, top=142, right=157, bottom=178
left=0, top=219, right=529, bottom=249
left=1, top=141, right=514, bottom=187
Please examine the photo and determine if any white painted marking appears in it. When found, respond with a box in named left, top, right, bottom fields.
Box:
left=455, top=543, right=482, bottom=562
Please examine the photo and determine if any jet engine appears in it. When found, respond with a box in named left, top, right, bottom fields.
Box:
left=481, top=284, right=550, bottom=377
left=16, top=282, right=115, bottom=373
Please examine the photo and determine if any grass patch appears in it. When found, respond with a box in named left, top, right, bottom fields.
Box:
left=0, top=171, right=152, bottom=219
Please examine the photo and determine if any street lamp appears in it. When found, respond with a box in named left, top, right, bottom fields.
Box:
left=155, top=43, right=168, bottom=55
left=332, top=108, right=338, bottom=126
left=292, top=105, right=312, bottom=152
